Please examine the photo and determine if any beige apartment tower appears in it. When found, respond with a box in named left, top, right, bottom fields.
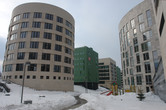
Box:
left=2, top=3, right=75, bottom=91
left=119, top=0, right=160, bottom=93
left=98, top=58, right=117, bottom=89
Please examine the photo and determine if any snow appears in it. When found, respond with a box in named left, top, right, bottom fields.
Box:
left=0, top=81, right=166, bottom=110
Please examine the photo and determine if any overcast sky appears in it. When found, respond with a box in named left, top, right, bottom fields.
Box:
left=0, top=0, right=143, bottom=72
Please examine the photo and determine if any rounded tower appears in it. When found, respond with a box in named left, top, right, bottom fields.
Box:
left=2, top=3, right=75, bottom=91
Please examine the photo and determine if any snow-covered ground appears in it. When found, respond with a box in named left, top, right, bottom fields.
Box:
left=0, top=82, right=166, bottom=110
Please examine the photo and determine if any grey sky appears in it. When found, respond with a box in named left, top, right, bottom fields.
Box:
left=0, top=0, right=143, bottom=71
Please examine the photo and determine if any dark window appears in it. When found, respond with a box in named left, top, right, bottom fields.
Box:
left=40, top=76, right=44, bottom=79
left=21, top=22, right=28, bottom=28
left=33, top=12, right=42, bottom=18
left=46, top=76, right=49, bottom=79
left=23, top=12, right=30, bottom=18
left=54, top=54, right=61, bottom=62
left=56, top=25, right=63, bottom=32
left=26, top=75, right=30, bottom=79
left=66, top=20, right=72, bottom=29
left=28, top=64, right=37, bottom=71
left=65, top=29, right=72, bottom=37
left=65, top=38, right=72, bottom=46
left=43, top=42, right=51, bottom=49
left=57, top=16, right=63, bottom=23
left=64, top=57, right=71, bottom=64
left=44, top=23, right=53, bottom=29
left=55, top=34, right=62, bottom=42
left=136, top=65, right=141, bottom=72
left=31, top=31, right=40, bottom=38
left=159, top=13, right=165, bottom=36
left=20, top=75, right=23, bottom=79
left=58, top=76, right=61, bottom=80
left=146, top=75, right=152, bottom=85
left=136, top=75, right=142, bottom=85
left=18, top=42, right=25, bottom=49
left=141, top=42, right=151, bottom=52
left=30, top=42, right=39, bottom=48
left=43, top=32, right=52, bottom=39
left=42, top=53, right=50, bottom=60
left=41, top=64, right=50, bottom=72
left=32, top=75, right=36, bottom=79
left=32, top=22, right=41, bottom=28
left=143, top=53, right=149, bottom=60
left=65, top=47, right=71, bottom=55
left=17, top=52, right=25, bottom=59
left=136, top=53, right=140, bottom=64
left=64, top=67, right=71, bottom=74
left=20, top=31, right=27, bottom=38
left=145, top=62, right=151, bottom=73
left=15, top=75, right=17, bottom=79
left=54, top=65, right=61, bottom=72
left=45, top=13, right=53, bottom=20
left=55, top=44, right=62, bottom=51
left=53, top=76, right=56, bottom=79
left=16, top=63, right=23, bottom=71
left=29, top=52, right=38, bottom=59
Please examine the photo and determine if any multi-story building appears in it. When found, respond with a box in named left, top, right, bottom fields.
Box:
left=98, top=58, right=117, bottom=89
left=2, top=3, right=75, bottom=91
left=151, top=0, right=166, bottom=102
left=74, top=46, right=98, bottom=90
left=116, top=66, right=123, bottom=89
left=119, top=0, right=160, bottom=93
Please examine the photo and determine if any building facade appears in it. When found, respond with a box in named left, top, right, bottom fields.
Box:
left=151, top=0, right=166, bottom=102
left=98, top=58, right=117, bottom=89
left=74, top=46, right=99, bottom=90
left=116, top=66, right=123, bottom=89
left=119, top=0, right=160, bottom=93
left=2, top=3, right=75, bottom=91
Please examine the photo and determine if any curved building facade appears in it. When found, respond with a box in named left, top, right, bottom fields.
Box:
left=119, top=0, right=160, bottom=93
left=2, top=3, right=75, bottom=91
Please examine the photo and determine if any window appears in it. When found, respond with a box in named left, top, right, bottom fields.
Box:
left=21, top=22, right=28, bottom=28
left=33, top=12, right=42, bottom=18
left=55, top=44, right=62, bottom=51
left=28, top=64, right=37, bottom=71
left=40, top=76, right=44, bottom=79
left=43, top=42, right=51, bottom=49
left=143, top=53, right=149, bottom=60
left=17, top=52, right=25, bottom=59
left=6, top=53, right=14, bottom=61
left=29, top=52, right=38, bottom=59
left=143, top=30, right=152, bottom=41
left=23, top=12, right=30, bottom=18
left=43, top=32, right=52, bottom=39
left=65, top=38, right=72, bottom=46
left=10, top=33, right=17, bottom=40
left=126, top=23, right=129, bottom=31
left=18, top=42, right=25, bottom=49
left=54, top=65, right=61, bottom=72
left=153, top=50, right=159, bottom=71
left=32, top=22, right=41, bottom=28
left=130, top=57, right=134, bottom=67
left=11, top=24, right=19, bottom=31
left=8, top=43, right=16, bottom=50
left=133, top=29, right=137, bottom=37
left=45, top=13, right=53, bottom=20
left=5, top=64, right=12, bottom=72
left=42, top=53, right=50, bottom=60
left=30, top=42, right=39, bottom=48
left=133, top=38, right=139, bottom=52
left=130, top=46, right=133, bottom=56
left=20, top=31, right=27, bottom=38
left=138, top=14, right=144, bottom=23
left=146, top=10, right=152, bottom=27
left=64, top=67, right=71, bottom=74
left=159, top=13, right=165, bottom=36
left=141, top=42, right=151, bottom=52
left=64, top=57, right=71, bottom=64
left=131, top=77, right=135, bottom=85
left=32, top=75, right=36, bottom=79
left=130, top=68, right=133, bottom=75
left=136, top=75, right=142, bottom=85
left=146, top=75, right=152, bottom=85
left=65, top=29, right=72, bottom=37
left=31, top=31, right=40, bottom=38
left=53, top=76, right=56, bottom=79
left=144, top=62, right=151, bottom=73
left=56, top=34, right=62, bottom=42
left=16, top=63, right=23, bottom=71
left=57, top=16, right=63, bottom=23
left=19, top=75, right=23, bottom=79
left=56, top=25, right=63, bottom=32
left=13, top=14, right=20, bottom=22
left=139, top=23, right=145, bottom=32
left=41, top=64, right=50, bottom=72
left=136, top=65, right=141, bottom=72
left=136, top=53, right=140, bottom=64
left=46, top=76, right=49, bottom=79
left=15, top=75, right=17, bottom=79
left=130, top=19, right=135, bottom=28
left=44, top=23, right=53, bottom=29
left=26, top=75, right=30, bottom=79
left=65, top=47, right=71, bottom=55
left=54, top=54, right=61, bottom=62
left=66, top=20, right=72, bottom=29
